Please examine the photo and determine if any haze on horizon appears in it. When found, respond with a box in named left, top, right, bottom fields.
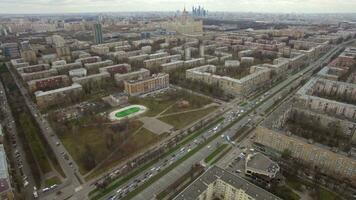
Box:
left=1, top=0, right=356, bottom=14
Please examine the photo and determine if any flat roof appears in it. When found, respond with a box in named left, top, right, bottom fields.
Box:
left=246, top=153, right=279, bottom=174
left=174, top=166, right=281, bottom=200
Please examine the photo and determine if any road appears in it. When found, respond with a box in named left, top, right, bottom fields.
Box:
left=5, top=63, right=86, bottom=200
left=101, top=40, right=352, bottom=200
left=0, top=80, right=36, bottom=199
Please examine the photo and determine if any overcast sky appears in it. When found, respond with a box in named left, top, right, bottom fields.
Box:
left=1, top=0, right=356, bottom=14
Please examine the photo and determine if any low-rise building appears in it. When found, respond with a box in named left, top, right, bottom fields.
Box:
left=52, top=62, right=83, bottom=75
left=84, top=60, right=113, bottom=72
left=27, top=75, right=70, bottom=93
left=75, top=56, right=102, bottom=65
left=17, top=64, right=50, bottom=74
left=20, top=69, right=58, bottom=82
left=245, top=153, right=280, bottom=182
left=72, top=71, right=110, bottom=87
left=35, top=83, right=83, bottom=109
left=99, top=63, right=131, bottom=76
left=186, top=65, right=271, bottom=98
left=69, top=68, right=87, bottom=78
left=114, top=68, right=150, bottom=84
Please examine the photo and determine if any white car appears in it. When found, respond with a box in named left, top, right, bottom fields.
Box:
left=23, top=180, right=29, bottom=187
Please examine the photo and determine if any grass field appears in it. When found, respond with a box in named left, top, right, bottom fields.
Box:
left=84, top=127, right=161, bottom=180
left=115, top=107, right=141, bottom=118
left=129, top=90, right=212, bottom=117
left=159, top=106, right=218, bottom=129
left=129, top=96, right=176, bottom=117
left=53, top=115, right=144, bottom=174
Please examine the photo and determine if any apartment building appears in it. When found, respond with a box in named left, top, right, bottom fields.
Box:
left=186, top=65, right=271, bottom=98
left=17, top=64, right=50, bottom=74
left=72, top=71, right=110, bottom=87
left=27, top=75, right=70, bottom=93
left=124, top=73, right=169, bottom=96
left=84, top=60, right=113, bottom=72
left=20, top=69, right=58, bottom=82
left=114, top=68, right=150, bottom=84
left=99, top=63, right=131, bottom=76
left=295, top=78, right=356, bottom=121
left=35, top=83, right=83, bottom=109
left=174, top=166, right=281, bottom=200
left=254, top=126, right=356, bottom=181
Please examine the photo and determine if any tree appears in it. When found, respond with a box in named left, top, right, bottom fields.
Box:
left=281, top=149, right=292, bottom=160
left=105, top=129, right=115, bottom=150
left=81, top=144, right=96, bottom=170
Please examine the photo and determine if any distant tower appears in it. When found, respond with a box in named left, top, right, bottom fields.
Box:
left=181, top=6, right=189, bottom=24
left=93, top=23, right=103, bottom=44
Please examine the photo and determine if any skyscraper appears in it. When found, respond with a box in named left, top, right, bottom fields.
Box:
left=93, top=23, right=103, bottom=44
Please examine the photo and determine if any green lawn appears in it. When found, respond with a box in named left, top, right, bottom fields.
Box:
left=317, top=188, right=342, bottom=200
left=129, top=96, right=176, bottom=117
left=211, top=146, right=232, bottom=165
left=115, top=107, right=141, bottom=118
left=273, top=186, right=300, bottom=200
left=129, top=90, right=212, bottom=117
left=204, top=144, right=228, bottom=164
left=159, top=106, right=218, bottom=129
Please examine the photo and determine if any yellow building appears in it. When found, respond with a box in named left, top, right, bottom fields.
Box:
left=124, top=73, right=169, bottom=96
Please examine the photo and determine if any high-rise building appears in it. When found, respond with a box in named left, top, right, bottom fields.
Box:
left=93, top=23, right=103, bottom=44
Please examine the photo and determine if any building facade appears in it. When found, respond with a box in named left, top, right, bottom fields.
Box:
left=124, top=73, right=169, bottom=96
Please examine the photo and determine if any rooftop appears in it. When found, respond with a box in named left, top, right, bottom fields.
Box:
left=174, top=166, right=281, bottom=200
left=246, top=153, right=280, bottom=174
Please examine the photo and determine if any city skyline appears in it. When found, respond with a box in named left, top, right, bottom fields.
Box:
left=1, top=0, right=356, bottom=14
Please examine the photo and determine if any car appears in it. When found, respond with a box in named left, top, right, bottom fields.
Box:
left=235, top=170, right=242, bottom=173
left=207, top=145, right=211, bottom=149
left=42, top=187, right=50, bottom=192
left=23, top=180, right=29, bottom=187
left=56, top=142, right=60, bottom=146
left=50, top=184, right=58, bottom=189
left=33, top=190, right=38, bottom=198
